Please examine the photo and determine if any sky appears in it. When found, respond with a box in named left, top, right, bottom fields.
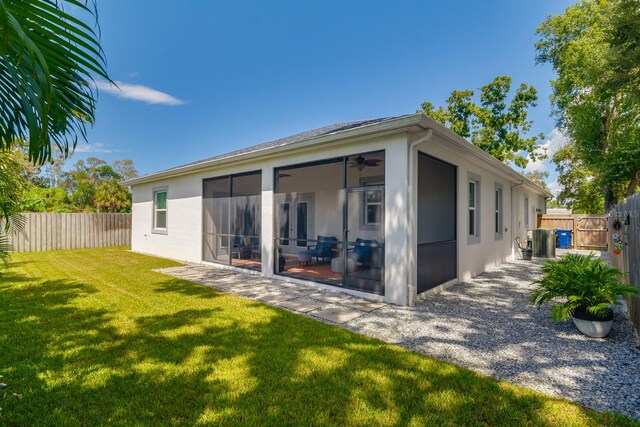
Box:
left=76, top=0, right=576, bottom=193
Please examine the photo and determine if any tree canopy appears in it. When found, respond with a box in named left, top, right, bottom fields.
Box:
left=536, top=0, right=640, bottom=212
left=418, top=76, right=545, bottom=168
left=21, top=156, right=138, bottom=213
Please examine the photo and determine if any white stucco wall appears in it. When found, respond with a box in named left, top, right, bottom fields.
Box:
left=131, top=132, right=412, bottom=304
left=414, top=134, right=516, bottom=284
left=131, top=128, right=548, bottom=306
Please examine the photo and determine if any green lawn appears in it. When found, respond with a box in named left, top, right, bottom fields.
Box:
left=0, top=247, right=635, bottom=426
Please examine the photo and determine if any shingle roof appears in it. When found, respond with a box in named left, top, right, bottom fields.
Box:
left=148, top=116, right=404, bottom=175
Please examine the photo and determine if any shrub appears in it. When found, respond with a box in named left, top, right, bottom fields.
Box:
left=529, top=253, right=638, bottom=322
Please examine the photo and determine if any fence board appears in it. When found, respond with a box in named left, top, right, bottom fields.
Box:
left=538, top=214, right=609, bottom=250
left=7, top=213, right=131, bottom=253
left=608, top=195, right=640, bottom=338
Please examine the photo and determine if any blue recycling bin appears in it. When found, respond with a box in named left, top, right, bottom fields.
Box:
left=557, top=229, right=572, bottom=249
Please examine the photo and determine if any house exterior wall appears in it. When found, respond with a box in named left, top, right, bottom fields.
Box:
left=131, top=132, right=412, bottom=304
left=415, top=134, right=519, bottom=285
left=131, top=128, right=548, bottom=306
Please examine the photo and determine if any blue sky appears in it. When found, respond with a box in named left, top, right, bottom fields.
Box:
left=77, top=0, right=574, bottom=192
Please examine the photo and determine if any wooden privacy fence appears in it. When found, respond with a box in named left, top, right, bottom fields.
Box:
left=8, top=213, right=131, bottom=253
left=607, top=195, right=640, bottom=337
left=537, top=214, right=609, bottom=250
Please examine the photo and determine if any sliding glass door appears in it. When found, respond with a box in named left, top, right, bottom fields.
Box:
left=202, top=171, right=261, bottom=271
left=344, top=187, right=385, bottom=294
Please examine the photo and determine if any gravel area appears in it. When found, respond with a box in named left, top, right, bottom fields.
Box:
left=345, top=258, right=640, bottom=420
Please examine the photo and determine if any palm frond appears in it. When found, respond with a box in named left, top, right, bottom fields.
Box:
left=0, top=229, right=11, bottom=273
left=530, top=253, right=637, bottom=322
left=0, top=0, right=109, bottom=164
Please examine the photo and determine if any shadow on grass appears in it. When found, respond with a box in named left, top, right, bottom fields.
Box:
left=152, top=277, right=225, bottom=299
left=0, top=270, right=633, bottom=426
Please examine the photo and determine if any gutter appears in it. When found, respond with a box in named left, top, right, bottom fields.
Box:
left=406, top=129, right=434, bottom=306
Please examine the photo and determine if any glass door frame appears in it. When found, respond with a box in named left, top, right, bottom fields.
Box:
left=343, top=185, right=385, bottom=295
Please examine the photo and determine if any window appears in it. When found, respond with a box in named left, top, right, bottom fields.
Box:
left=495, top=185, right=503, bottom=239
left=468, top=180, right=478, bottom=237
left=153, top=190, right=167, bottom=232
left=524, top=195, right=529, bottom=227
left=364, top=189, right=382, bottom=225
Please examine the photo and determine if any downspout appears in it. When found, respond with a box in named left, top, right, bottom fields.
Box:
left=406, top=129, right=434, bottom=306
left=510, top=181, right=524, bottom=260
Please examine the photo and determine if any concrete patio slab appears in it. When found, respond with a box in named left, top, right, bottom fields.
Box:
left=258, top=293, right=297, bottom=304
left=312, top=293, right=351, bottom=304
left=286, top=288, right=317, bottom=296
left=312, top=307, right=364, bottom=324
left=341, top=299, right=386, bottom=312
left=278, top=298, right=326, bottom=313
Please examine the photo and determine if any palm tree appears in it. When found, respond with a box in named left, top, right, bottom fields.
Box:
left=0, top=0, right=109, bottom=164
left=0, top=0, right=109, bottom=269
left=95, top=179, right=131, bottom=213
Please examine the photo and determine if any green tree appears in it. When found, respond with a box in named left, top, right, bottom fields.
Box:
left=69, top=170, right=96, bottom=211
left=21, top=187, right=74, bottom=213
left=553, top=144, right=604, bottom=214
left=113, top=159, right=139, bottom=181
left=522, top=171, right=550, bottom=192
left=536, top=0, right=640, bottom=211
left=59, top=157, right=137, bottom=211
left=0, top=0, right=109, bottom=164
left=41, top=146, right=67, bottom=188
left=606, top=0, right=640, bottom=99
left=0, top=152, right=28, bottom=269
left=95, top=179, right=131, bottom=213
left=418, top=76, right=545, bottom=168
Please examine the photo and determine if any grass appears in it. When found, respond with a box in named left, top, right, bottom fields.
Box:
left=0, top=247, right=636, bottom=426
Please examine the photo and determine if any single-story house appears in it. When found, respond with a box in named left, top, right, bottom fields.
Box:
left=125, top=114, right=550, bottom=306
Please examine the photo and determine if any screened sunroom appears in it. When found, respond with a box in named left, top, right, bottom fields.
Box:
left=202, top=171, right=262, bottom=271
left=274, top=150, right=385, bottom=295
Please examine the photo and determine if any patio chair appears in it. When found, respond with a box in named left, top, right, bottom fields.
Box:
left=515, top=237, right=532, bottom=260
left=303, top=235, right=338, bottom=263
left=250, top=237, right=261, bottom=260
left=230, top=236, right=251, bottom=259
left=348, top=238, right=378, bottom=269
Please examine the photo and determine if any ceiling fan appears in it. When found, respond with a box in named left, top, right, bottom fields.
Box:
left=347, top=155, right=383, bottom=171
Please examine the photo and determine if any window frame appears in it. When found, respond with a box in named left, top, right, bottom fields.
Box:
left=468, top=172, right=481, bottom=244
left=524, top=194, right=529, bottom=228
left=494, top=183, right=503, bottom=240
left=152, top=186, right=168, bottom=234
left=363, top=188, right=383, bottom=226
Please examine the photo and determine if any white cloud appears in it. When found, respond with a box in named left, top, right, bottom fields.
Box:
left=75, top=142, right=113, bottom=154
left=95, top=80, right=185, bottom=106
left=524, top=128, right=569, bottom=173
left=524, top=156, right=547, bottom=173
left=547, top=180, right=563, bottom=197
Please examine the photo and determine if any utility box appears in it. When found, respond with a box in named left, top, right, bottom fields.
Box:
left=531, top=228, right=556, bottom=258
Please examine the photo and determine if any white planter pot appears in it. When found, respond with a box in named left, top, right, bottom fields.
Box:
left=572, top=317, right=613, bottom=338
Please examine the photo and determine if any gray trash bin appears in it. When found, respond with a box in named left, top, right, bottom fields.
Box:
left=530, top=228, right=556, bottom=258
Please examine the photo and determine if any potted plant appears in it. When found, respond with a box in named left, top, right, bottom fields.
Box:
left=529, top=253, right=638, bottom=338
